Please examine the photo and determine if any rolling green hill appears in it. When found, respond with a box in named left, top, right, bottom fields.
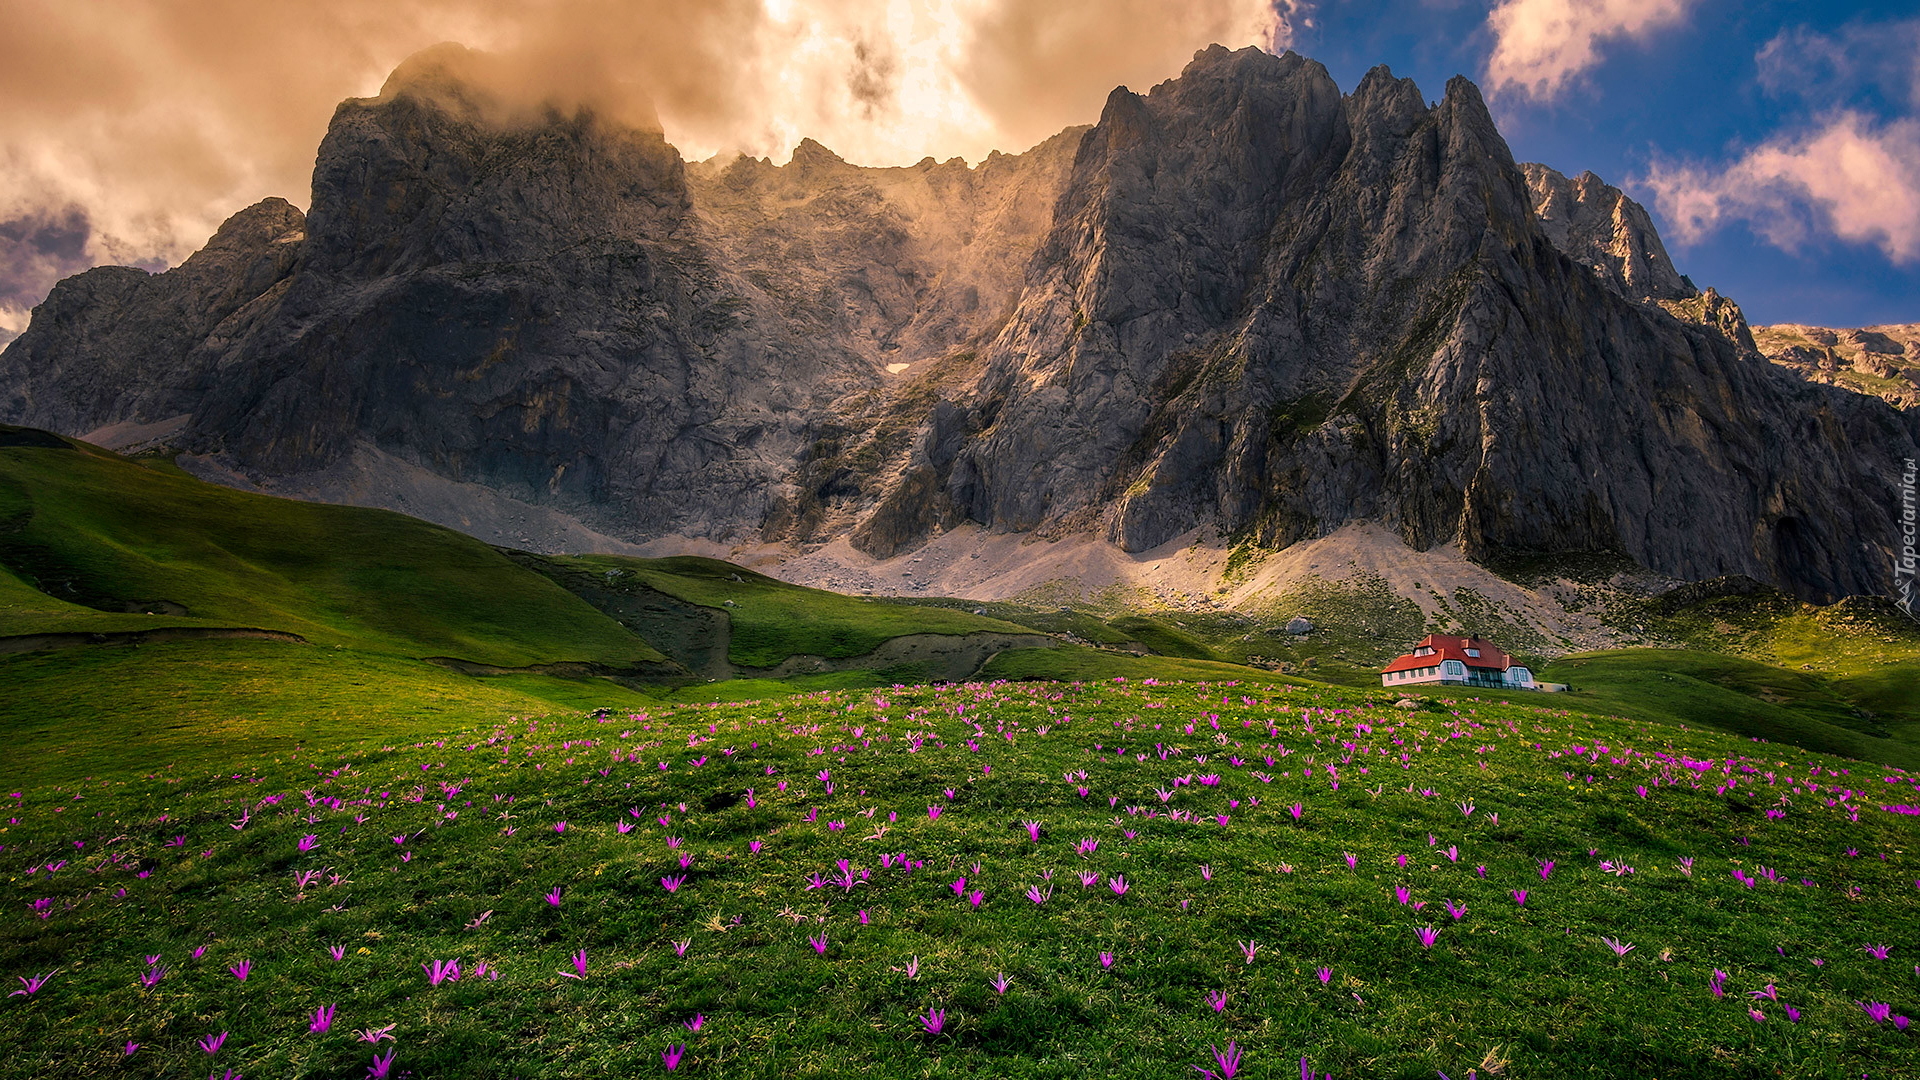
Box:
left=0, top=427, right=657, bottom=668
left=1539, top=649, right=1920, bottom=769
left=520, top=553, right=1038, bottom=669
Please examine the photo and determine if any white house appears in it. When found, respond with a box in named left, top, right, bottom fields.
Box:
left=1380, top=634, right=1535, bottom=689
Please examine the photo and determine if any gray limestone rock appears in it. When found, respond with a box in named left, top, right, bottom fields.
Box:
left=2, top=43, right=1915, bottom=605
left=1522, top=163, right=1692, bottom=302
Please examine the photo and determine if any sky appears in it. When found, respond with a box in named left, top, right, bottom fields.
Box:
left=1, top=0, right=1916, bottom=341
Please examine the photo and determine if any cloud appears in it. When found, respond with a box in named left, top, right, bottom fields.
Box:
left=1642, top=112, right=1920, bottom=264
left=0, top=0, right=1303, bottom=331
left=958, top=1, right=1308, bottom=151
left=1755, top=17, right=1920, bottom=110
left=1484, top=0, right=1693, bottom=100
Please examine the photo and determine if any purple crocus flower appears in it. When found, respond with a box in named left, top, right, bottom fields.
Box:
left=1196, top=1040, right=1242, bottom=1079
left=684, top=1014, right=705, bottom=1031
left=368, top=1048, right=397, bottom=1078
left=311, top=1004, right=336, bottom=1033
left=198, top=1031, right=227, bottom=1055
left=559, top=949, right=588, bottom=979
left=1108, top=875, right=1129, bottom=896
left=1316, top=966, right=1332, bottom=985
left=662, top=1044, right=687, bottom=1071
left=1416, top=925, right=1440, bottom=949
left=1511, top=889, right=1528, bottom=906
left=422, top=958, right=460, bottom=985
left=8, top=970, right=54, bottom=997
left=661, top=875, right=686, bottom=893
left=920, top=1007, right=946, bottom=1034
left=992, top=972, right=1012, bottom=994
left=809, top=932, right=829, bottom=956
left=1206, top=989, right=1228, bottom=1013
left=229, top=959, right=252, bottom=982
left=1099, top=951, right=1116, bottom=969
left=545, top=887, right=563, bottom=907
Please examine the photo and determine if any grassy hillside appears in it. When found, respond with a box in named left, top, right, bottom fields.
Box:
left=536, top=554, right=1041, bottom=667
left=1541, top=650, right=1920, bottom=770
left=1, top=677, right=1915, bottom=1079
left=0, top=430, right=658, bottom=668
left=0, top=639, right=660, bottom=789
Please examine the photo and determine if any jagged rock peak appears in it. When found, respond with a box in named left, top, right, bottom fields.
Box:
left=188, top=198, right=306, bottom=262
left=1524, top=162, right=1692, bottom=302
left=4, top=40, right=1915, bottom=608
left=787, top=138, right=852, bottom=170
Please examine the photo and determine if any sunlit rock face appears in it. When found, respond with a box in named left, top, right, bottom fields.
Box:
left=2, top=44, right=1914, bottom=601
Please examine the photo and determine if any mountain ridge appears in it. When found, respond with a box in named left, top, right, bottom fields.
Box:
left=1, top=44, right=1913, bottom=606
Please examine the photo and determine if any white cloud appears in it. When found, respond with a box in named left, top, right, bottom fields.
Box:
left=1484, top=0, right=1694, bottom=101
left=1642, top=112, right=1920, bottom=264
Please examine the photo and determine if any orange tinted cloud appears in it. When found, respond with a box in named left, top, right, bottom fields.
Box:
left=1484, top=0, right=1693, bottom=101
left=0, top=0, right=1298, bottom=335
left=1644, top=112, right=1920, bottom=265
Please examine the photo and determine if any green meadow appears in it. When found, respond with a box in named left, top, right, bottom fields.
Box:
left=2, top=679, right=1916, bottom=1078
left=3, top=427, right=1919, bottom=1077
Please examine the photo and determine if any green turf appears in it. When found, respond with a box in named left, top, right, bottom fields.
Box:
left=980, top=645, right=1315, bottom=686
left=2, top=678, right=1915, bottom=1079
left=0, top=639, right=661, bottom=789
left=0, top=433, right=658, bottom=668
left=1105, top=616, right=1218, bottom=661
left=1540, top=649, right=1920, bottom=770
left=547, top=554, right=1036, bottom=667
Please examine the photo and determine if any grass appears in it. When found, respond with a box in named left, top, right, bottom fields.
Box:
left=538, top=555, right=1035, bottom=668
left=0, top=433, right=657, bottom=668
left=1539, top=650, right=1920, bottom=770
left=0, top=640, right=659, bottom=790
left=1, top=677, right=1916, bottom=1078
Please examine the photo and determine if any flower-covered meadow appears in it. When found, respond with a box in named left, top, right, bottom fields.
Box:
left=3, top=678, right=1916, bottom=1078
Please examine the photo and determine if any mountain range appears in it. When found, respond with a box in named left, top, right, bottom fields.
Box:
left=2, top=42, right=1914, bottom=609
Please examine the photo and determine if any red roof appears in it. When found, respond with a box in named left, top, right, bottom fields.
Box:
left=1380, top=634, right=1515, bottom=674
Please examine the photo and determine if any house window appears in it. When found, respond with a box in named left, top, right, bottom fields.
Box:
left=1465, top=648, right=1479, bottom=657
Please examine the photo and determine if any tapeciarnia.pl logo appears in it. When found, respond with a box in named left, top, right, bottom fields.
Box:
left=1898, top=457, right=1917, bottom=622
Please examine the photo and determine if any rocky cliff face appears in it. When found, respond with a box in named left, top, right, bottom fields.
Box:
left=839, top=48, right=1915, bottom=600
left=2, top=43, right=1914, bottom=602
left=1522, top=163, right=1692, bottom=303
